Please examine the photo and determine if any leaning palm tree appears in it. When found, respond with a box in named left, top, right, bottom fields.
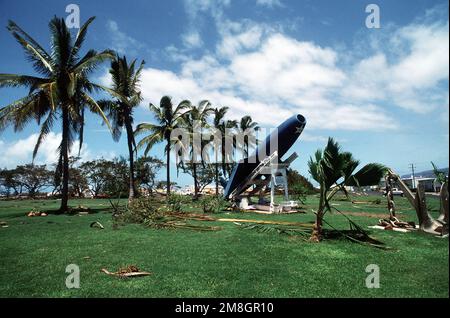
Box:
left=180, top=100, right=214, bottom=198
left=212, top=107, right=229, bottom=195
left=0, top=17, right=113, bottom=213
left=134, top=96, right=188, bottom=196
left=97, top=55, right=145, bottom=201
left=308, top=137, right=386, bottom=242
left=237, top=115, right=259, bottom=158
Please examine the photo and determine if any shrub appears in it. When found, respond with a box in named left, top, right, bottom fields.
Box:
left=291, top=184, right=308, bottom=204
left=112, top=197, right=162, bottom=226
left=166, top=194, right=186, bottom=213
left=199, top=196, right=230, bottom=213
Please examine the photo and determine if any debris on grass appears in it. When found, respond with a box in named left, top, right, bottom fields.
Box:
left=101, top=265, right=151, bottom=278
left=110, top=197, right=222, bottom=232
left=27, top=208, right=47, bottom=217
left=90, top=221, right=104, bottom=229
left=369, top=216, right=417, bottom=233
left=218, top=218, right=314, bottom=227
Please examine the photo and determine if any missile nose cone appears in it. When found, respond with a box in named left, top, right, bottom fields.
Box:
left=296, top=114, right=306, bottom=124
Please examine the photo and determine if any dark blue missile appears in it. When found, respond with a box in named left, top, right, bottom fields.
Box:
left=223, top=114, right=306, bottom=199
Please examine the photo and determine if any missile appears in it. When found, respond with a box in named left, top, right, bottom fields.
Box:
left=223, top=114, right=306, bottom=199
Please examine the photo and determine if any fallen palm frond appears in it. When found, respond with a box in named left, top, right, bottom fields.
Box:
left=234, top=222, right=311, bottom=239
left=144, top=218, right=221, bottom=231
left=110, top=198, right=222, bottom=232
left=217, top=218, right=314, bottom=227
left=101, top=265, right=151, bottom=278
left=326, top=206, right=389, bottom=250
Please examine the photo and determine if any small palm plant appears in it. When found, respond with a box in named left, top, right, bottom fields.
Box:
left=308, top=137, right=386, bottom=242
left=134, top=96, right=188, bottom=196
left=98, top=55, right=145, bottom=201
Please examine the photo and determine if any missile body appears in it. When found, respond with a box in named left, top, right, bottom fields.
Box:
left=224, top=114, right=306, bottom=199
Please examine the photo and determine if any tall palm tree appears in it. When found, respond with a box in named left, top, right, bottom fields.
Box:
left=212, top=107, right=229, bottom=195
left=97, top=55, right=145, bottom=201
left=237, top=115, right=259, bottom=158
left=0, top=17, right=113, bottom=213
left=308, top=137, right=386, bottom=242
left=134, top=96, right=188, bottom=196
left=181, top=100, right=214, bottom=198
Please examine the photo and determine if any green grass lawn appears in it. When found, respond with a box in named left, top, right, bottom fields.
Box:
left=0, top=194, right=448, bottom=298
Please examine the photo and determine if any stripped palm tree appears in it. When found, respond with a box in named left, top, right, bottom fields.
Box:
left=134, top=96, right=188, bottom=196
left=212, top=107, right=229, bottom=195
left=97, top=55, right=145, bottom=201
left=308, top=137, right=386, bottom=242
left=237, top=115, right=259, bottom=158
left=0, top=17, right=113, bottom=213
left=431, top=162, right=449, bottom=224
left=180, top=100, right=214, bottom=198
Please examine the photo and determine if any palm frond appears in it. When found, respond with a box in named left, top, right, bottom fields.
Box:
left=69, top=16, right=96, bottom=65
left=32, top=111, right=56, bottom=160
left=345, top=163, right=386, bottom=187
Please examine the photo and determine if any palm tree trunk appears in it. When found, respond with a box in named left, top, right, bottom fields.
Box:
left=215, top=162, right=219, bottom=196
left=166, top=137, right=171, bottom=196
left=310, top=188, right=325, bottom=242
left=125, top=119, right=136, bottom=201
left=60, top=105, right=70, bottom=213
left=193, top=163, right=199, bottom=199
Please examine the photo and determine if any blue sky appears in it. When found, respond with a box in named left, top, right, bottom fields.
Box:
left=0, top=0, right=448, bottom=186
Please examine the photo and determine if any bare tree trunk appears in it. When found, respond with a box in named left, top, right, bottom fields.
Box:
left=415, top=183, right=442, bottom=234
left=59, top=105, right=69, bottom=213
left=385, top=174, right=396, bottom=219
left=437, top=181, right=448, bottom=224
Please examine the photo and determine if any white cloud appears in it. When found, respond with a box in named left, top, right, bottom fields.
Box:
left=182, top=31, right=203, bottom=48
left=106, top=20, right=145, bottom=55
left=127, top=30, right=396, bottom=130
left=100, top=6, right=448, bottom=133
left=256, top=0, right=284, bottom=8
left=344, top=21, right=449, bottom=114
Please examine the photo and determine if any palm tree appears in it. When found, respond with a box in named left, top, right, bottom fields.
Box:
left=219, top=119, right=238, bottom=178
left=181, top=100, right=214, bottom=198
left=134, top=96, right=188, bottom=196
left=237, top=115, right=259, bottom=158
left=212, top=107, right=229, bottom=195
left=0, top=17, right=113, bottom=213
left=308, top=137, right=386, bottom=242
left=97, top=55, right=145, bottom=201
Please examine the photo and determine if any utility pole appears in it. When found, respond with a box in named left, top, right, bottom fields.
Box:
left=409, top=163, right=417, bottom=189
